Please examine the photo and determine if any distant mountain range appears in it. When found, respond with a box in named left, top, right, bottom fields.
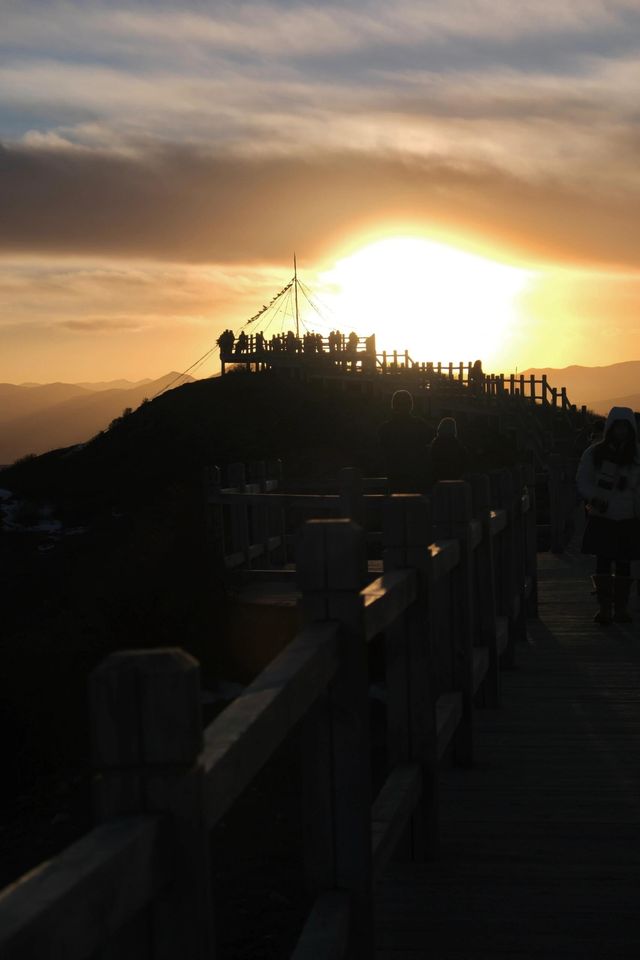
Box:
left=520, top=361, right=640, bottom=416
left=0, top=374, right=194, bottom=464
left=1, top=360, right=637, bottom=464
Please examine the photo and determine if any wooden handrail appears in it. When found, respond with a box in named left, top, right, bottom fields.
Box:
left=0, top=457, right=557, bottom=959
left=489, top=508, right=507, bottom=535
left=371, top=763, right=423, bottom=877
left=202, top=623, right=340, bottom=830
left=361, top=570, right=418, bottom=642
left=428, top=539, right=460, bottom=581
left=291, top=891, right=351, bottom=960
left=0, top=817, right=172, bottom=960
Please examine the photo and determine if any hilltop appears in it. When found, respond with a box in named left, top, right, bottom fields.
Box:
left=0, top=372, right=384, bottom=515
left=0, top=369, right=522, bottom=519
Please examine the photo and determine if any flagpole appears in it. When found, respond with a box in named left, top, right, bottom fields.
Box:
left=294, top=252, right=300, bottom=340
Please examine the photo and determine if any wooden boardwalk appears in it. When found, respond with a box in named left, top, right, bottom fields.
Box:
left=375, top=543, right=640, bottom=958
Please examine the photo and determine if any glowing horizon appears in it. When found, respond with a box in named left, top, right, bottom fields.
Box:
left=311, top=236, right=532, bottom=369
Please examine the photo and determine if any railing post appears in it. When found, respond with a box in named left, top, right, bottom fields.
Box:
left=339, top=466, right=364, bottom=526
left=266, top=459, right=287, bottom=563
left=541, top=374, right=549, bottom=405
left=432, top=481, right=475, bottom=767
left=489, top=469, right=519, bottom=665
left=382, top=494, right=439, bottom=858
left=90, top=649, right=213, bottom=960
left=468, top=475, right=500, bottom=707
left=249, top=461, right=270, bottom=565
left=203, top=465, right=223, bottom=565
left=266, top=458, right=283, bottom=489
left=523, top=462, right=539, bottom=617
left=226, top=463, right=250, bottom=565
left=248, top=459, right=266, bottom=489
left=510, top=464, right=528, bottom=646
left=296, top=519, right=373, bottom=957
left=547, top=454, right=564, bottom=555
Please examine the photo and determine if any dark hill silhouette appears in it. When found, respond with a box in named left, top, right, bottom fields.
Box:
left=0, top=373, right=194, bottom=464
left=0, top=371, right=388, bottom=516
left=0, top=369, right=518, bottom=521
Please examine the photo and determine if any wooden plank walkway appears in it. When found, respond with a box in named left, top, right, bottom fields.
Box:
left=375, top=543, right=640, bottom=958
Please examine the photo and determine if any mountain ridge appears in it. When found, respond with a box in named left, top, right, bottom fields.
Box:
left=0, top=373, right=194, bottom=463
left=520, top=360, right=640, bottom=412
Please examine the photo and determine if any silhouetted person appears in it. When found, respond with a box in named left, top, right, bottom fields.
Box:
left=427, top=417, right=470, bottom=484
left=216, top=329, right=235, bottom=355
left=378, top=390, right=430, bottom=492
left=469, top=359, right=485, bottom=395
left=576, top=406, right=640, bottom=623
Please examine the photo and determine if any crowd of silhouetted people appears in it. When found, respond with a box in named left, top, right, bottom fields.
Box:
left=378, top=389, right=471, bottom=492
left=217, top=328, right=366, bottom=357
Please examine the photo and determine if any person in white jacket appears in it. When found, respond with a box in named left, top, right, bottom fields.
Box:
left=576, top=406, right=640, bottom=623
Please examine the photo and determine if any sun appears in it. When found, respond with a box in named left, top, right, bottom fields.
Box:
left=316, top=237, right=531, bottom=367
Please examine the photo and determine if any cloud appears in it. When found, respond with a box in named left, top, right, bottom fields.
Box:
left=2, top=3, right=640, bottom=273
left=59, top=316, right=144, bottom=332
left=2, top=38, right=640, bottom=193
left=3, top=1, right=637, bottom=61
left=3, top=141, right=640, bottom=271
left=0, top=255, right=292, bottom=334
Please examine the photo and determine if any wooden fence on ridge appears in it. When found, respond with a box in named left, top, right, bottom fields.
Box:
left=220, top=335, right=582, bottom=414
left=205, top=454, right=576, bottom=574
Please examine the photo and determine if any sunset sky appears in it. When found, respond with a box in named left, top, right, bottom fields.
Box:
left=2, top=1, right=640, bottom=382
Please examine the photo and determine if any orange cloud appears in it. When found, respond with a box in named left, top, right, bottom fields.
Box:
left=3, top=143, right=640, bottom=272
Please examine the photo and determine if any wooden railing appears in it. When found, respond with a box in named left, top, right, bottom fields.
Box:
left=0, top=466, right=539, bottom=959
left=377, top=361, right=578, bottom=409
left=204, top=459, right=552, bottom=583
left=220, top=335, right=585, bottom=419
left=205, top=462, right=389, bottom=572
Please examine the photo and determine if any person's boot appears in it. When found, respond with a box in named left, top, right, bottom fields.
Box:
left=613, top=576, right=634, bottom=623
left=591, top=574, right=613, bottom=624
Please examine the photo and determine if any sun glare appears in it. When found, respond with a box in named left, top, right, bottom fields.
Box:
left=316, top=237, right=531, bottom=367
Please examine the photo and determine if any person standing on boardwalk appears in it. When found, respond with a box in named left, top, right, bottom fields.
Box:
left=468, top=359, right=485, bottom=395
left=427, top=416, right=470, bottom=484
left=576, top=406, right=640, bottom=623
left=378, top=389, right=430, bottom=492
